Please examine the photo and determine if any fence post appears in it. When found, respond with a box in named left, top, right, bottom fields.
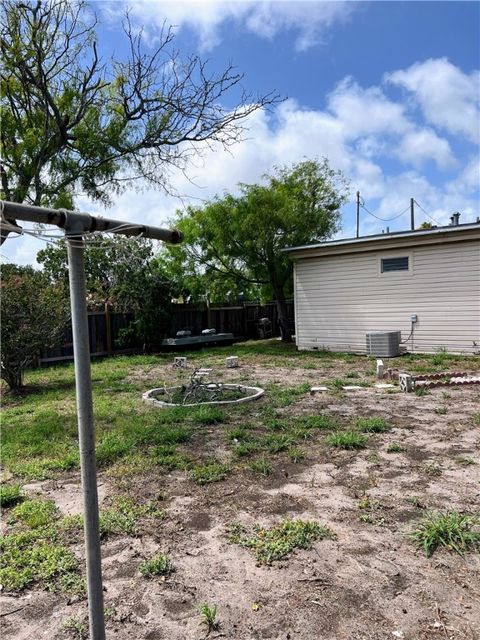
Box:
left=105, top=302, right=113, bottom=356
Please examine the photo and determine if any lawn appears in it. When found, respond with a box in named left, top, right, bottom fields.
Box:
left=1, top=340, right=479, bottom=639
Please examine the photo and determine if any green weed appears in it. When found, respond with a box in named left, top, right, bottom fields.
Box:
left=415, top=386, right=430, bottom=397
left=354, top=417, right=390, bottom=433
left=454, top=456, right=476, bottom=467
left=197, top=603, right=218, bottom=632
left=0, top=483, right=24, bottom=508
left=327, top=431, right=368, bottom=450
left=233, top=441, right=261, bottom=458
left=410, top=511, right=480, bottom=557
left=386, top=442, right=404, bottom=453
left=9, top=498, right=59, bottom=529
left=288, top=447, right=306, bottom=463
left=139, top=553, right=174, bottom=578
left=61, top=616, right=88, bottom=639
left=424, top=461, right=442, bottom=477
left=262, top=434, right=294, bottom=453
left=248, top=457, right=273, bottom=476
left=0, top=528, right=80, bottom=593
left=190, top=461, right=230, bottom=485
left=60, top=497, right=164, bottom=537
left=227, top=519, right=336, bottom=565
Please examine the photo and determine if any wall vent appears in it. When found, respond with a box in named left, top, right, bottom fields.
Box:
left=366, top=331, right=401, bottom=357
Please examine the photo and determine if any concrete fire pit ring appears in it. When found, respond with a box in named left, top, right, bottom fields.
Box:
left=142, top=384, right=264, bottom=408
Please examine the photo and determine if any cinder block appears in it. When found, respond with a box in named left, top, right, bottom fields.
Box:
left=399, top=373, right=414, bottom=392
left=173, top=357, right=187, bottom=368
left=226, top=356, right=239, bottom=368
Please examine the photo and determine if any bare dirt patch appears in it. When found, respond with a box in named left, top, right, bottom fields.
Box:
left=2, top=353, right=479, bottom=640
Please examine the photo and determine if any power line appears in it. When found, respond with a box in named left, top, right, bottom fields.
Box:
left=413, top=199, right=441, bottom=226
left=360, top=202, right=410, bottom=222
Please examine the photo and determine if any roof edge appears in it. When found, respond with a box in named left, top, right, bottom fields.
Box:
left=284, top=222, right=480, bottom=256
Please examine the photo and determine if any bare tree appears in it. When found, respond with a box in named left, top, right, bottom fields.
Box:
left=0, top=0, right=280, bottom=236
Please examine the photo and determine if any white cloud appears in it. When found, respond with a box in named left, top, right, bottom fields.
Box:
left=102, top=0, right=354, bottom=52
left=393, top=128, right=455, bottom=170
left=3, top=58, right=478, bottom=266
left=386, top=58, right=480, bottom=143
left=327, top=77, right=410, bottom=138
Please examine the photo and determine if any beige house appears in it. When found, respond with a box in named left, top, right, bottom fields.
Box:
left=285, top=222, right=480, bottom=355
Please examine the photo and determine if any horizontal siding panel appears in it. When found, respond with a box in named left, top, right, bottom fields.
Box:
left=294, top=238, right=480, bottom=355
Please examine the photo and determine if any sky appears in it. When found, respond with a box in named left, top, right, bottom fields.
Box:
left=4, top=0, right=480, bottom=265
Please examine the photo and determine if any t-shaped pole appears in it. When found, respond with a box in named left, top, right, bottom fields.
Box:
left=1, top=201, right=182, bottom=640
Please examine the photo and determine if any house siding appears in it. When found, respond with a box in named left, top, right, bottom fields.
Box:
left=294, top=239, right=480, bottom=354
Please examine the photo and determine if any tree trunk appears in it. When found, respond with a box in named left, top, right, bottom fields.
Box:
left=1, top=364, right=24, bottom=390
left=273, top=286, right=292, bottom=342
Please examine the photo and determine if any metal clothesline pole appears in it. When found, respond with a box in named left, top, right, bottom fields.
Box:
left=67, top=232, right=106, bottom=640
left=1, top=201, right=182, bottom=640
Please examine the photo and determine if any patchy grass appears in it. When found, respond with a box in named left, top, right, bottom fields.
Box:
left=267, top=383, right=311, bottom=408
left=386, top=442, right=404, bottom=453
left=190, top=461, right=230, bottom=485
left=454, top=456, right=476, bottom=467
left=414, top=386, right=430, bottom=397
left=327, top=431, right=368, bottom=450
left=9, top=498, right=59, bottom=529
left=424, top=461, right=442, bottom=477
left=60, top=496, right=164, bottom=538
left=410, top=511, right=480, bottom=557
left=248, top=457, right=273, bottom=476
left=354, top=416, right=390, bottom=433
left=61, top=616, right=88, bottom=639
left=294, top=414, right=338, bottom=430
left=139, top=553, right=174, bottom=578
left=227, top=519, right=336, bottom=565
left=288, top=447, right=306, bottom=463
left=191, top=406, right=227, bottom=425
left=0, top=483, right=24, bottom=508
left=0, top=528, right=81, bottom=593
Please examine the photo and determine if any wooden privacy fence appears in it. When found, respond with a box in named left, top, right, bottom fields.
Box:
left=40, top=301, right=295, bottom=364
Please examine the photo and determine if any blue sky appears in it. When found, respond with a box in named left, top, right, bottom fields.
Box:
left=5, top=0, right=480, bottom=265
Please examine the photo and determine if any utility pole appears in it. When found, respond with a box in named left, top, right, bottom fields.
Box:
left=410, top=198, right=415, bottom=231
left=356, top=191, right=360, bottom=238
left=0, top=201, right=182, bottom=640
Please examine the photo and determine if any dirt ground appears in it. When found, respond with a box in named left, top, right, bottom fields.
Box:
left=1, top=357, right=480, bottom=640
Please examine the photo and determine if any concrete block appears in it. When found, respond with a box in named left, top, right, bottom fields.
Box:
left=173, top=357, right=187, bottom=368
left=226, top=356, right=239, bottom=368
left=310, top=386, right=328, bottom=393
left=399, top=373, right=414, bottom=392
left=376, top=359, right=384, bottom=379
left=342, top=385, right=363, bottom=391
left=374, top=383, right=395, bottom=389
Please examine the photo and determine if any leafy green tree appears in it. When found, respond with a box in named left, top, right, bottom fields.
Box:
left=37, top=235, right=171, bottom=350
left=0, top=0, right=279, bottom=232
left=165, top=159, right=348, bottom=341
left=1, top=265, right=68, bottom=389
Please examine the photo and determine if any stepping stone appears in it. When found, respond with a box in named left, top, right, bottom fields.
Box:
left=342, top=385, right=363, bottom=391
left=374, top=383, right=395, bottom=389
left=310, top=386, right=328, bottom=393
